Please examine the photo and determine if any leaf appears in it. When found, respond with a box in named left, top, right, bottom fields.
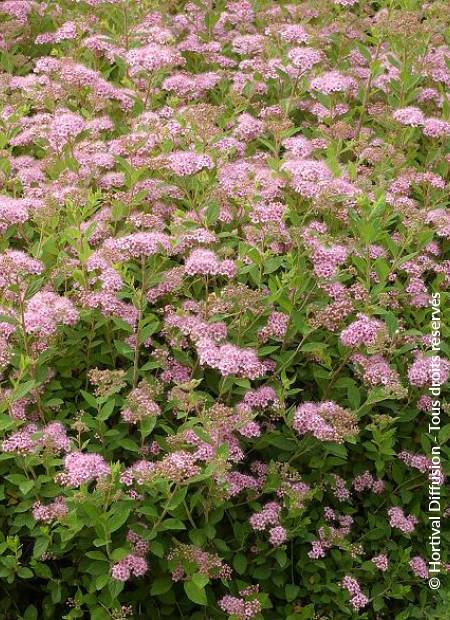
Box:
left=285, top=584, right=300, bottom=602
left=5, top=474, right=27, bottom=485
left=98, top=398, right=115, bottom=421
left=205, top=201, right=219, bottom=225
left=80, top=390, right=98, bottom=409
left=119, top=438, right=139, bottom=452
left=17, top=567, right=34, bottom=578
left=184, top=581, right=207, bottom=605
left=33, top=537, right=49, bottom=559
left=168, top=486, right=187, bottom=510
left=275, top=549, right=288, bottom=567
left=233, top=553, right=247, bottom=575
left=150, top=541, right=165, bottom=558
left=151, top=577, right=172, bottom=595
left=114, top=340, right=134, bottom=359
left=161, top=518, right=186, bottom=530
left=439, top=424, right=450, bottom=444
left=18, top=480, right=34, bottom=495
left=140, top=320, right=160, bottom=341
left=23, top=606, right=38, bottom=620
left=108, top=504, right=132, bottom=533
left=10, top=381, right=36, bottom=402
left=95, top=574, right=109, bottom=591
left=90, top=608, right=110, bottom=620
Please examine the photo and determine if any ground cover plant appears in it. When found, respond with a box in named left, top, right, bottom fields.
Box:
left=0, top=0, right=449, bottom=618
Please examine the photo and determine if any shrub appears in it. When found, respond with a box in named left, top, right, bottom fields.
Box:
left=0, top=0, right=449, bottom=618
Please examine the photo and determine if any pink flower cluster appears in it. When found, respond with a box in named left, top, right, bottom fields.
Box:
left=407, top=353, right=450, bottom=387
left=111, top=554, right=148, bottom=582
left=352, top=471, right=384, bottom=494
left=2, top=422, right=71, bottom=455
left=32, top=497, right=68, bottom=523
left=258, top=311, right=289, bottom=342
left=340, top=575, right=369, bottom=611
left=163, top=151, right=214, bottom=176
left=340, top=314, right=386, bottom=349
left=196, top=337, right=267, bottom=379
left=57, top=451, right=110, bottom=487
left=388, top=507, right=418, bottom=534
left=293, top=401, right=358, bottom=443
left=351, top=354, right=400, bottom=387
left=249, top=502, right=287, bottom=546
left=372, top=554, right=389, bottom=572
left=121, top=383, right=161, bottom=424
left=218, top=585, right=262, bottom=620
left=393, top=107, right=450, bottom=138
left=409, top=556, right=428, bottom=579
left=168, top=544, right=232, bottom=581
left=24, top=292, right=79, bottom=339
left=184, top=249, right=236, bottom=278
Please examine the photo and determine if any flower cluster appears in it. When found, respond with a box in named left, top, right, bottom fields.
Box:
left=0, top=0, right=448, bottom=617
left=340, top=575, right=369, bottom=611
left=293, top=402, right=358, bottom=443
left=388, top=507, right=419, bottom=534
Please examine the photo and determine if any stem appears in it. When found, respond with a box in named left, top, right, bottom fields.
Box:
left=354, top=39, right=382, bottom=142
left=323, top=352, right=352, bottom=400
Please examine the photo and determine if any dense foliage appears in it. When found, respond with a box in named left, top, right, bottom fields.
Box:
left=0, top=0, right=449, bottom=618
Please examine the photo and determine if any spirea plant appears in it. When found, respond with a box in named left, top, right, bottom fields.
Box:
left=0, top=0, right=449, bottom=618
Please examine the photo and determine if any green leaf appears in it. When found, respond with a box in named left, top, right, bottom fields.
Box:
left=114, top=340, right=134, bottom=359
left=11, top=381, right=36, bottom=402
left=184, top=581, right=207, bottom=605
left=168, top=486, right=187, bottom=510
left=285, top=584, right=300, bottom=602
left=275, top=549, right=288, bottom=567
left=80, top=390, right=98, bottom=409
left=151, top=577, right=172, bottom=595
left=439, top=424, right=450, bottom=444
left=108, top=504, right=132, bottom=533
left=161, top=518, right=186, bottom=530
left=95, top=574, right=109, bottom=591
left=5, top=474, right=27, bottom=486
left=150, top=541, right=165, bottom=558
left=17, top=567, right=34, bottom=578
left=23, top=605, right=38, bottom=620
left=90, top=608, right=110, bottom=620
left=205, top=201, right=219, bottom=225
left=233, top=553, right=247, bottom=575
left=119, top=438, right=139, bottom=452
left=33, top=538, right=49, bottom=559
left=98, top=398, right=115, bottom=421
left=19, top=480, right=34, bottom=496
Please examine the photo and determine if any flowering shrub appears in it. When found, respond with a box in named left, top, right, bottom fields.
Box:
left=0, top=0, right=449, bottom=619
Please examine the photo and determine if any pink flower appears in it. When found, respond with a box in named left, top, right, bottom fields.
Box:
left=372, top=554, right=389, bottom=571
left=388, top=507, right=418, bottom=534
left=125, top=43, right=184, bottom=75
left=310, top=71, right=356, bottom=94
left=288, top=47, right=322, bottom=72
left=24, top=292, right=79, bottom=339
left=111, top=554, right=148, bottom=581
left=57, top=451, right=110, bottom=487
left=340, top=314, right=385, bottom=348
left=409, top=556, right=428, bottom=578
left=393, top=107, right=425, bottom=127
left=407, top=354, right=450, bottom=387
left=231, top=34, right=265, bottom=55
left=269, top=525, right=287, bottom=546
left=164, top=151, right=213, bottom=176
left=33, top=497, right=68, bottom=523
left=293, top=401, right=358, bottom=443
left=184, top=249, right=236, bottom=278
